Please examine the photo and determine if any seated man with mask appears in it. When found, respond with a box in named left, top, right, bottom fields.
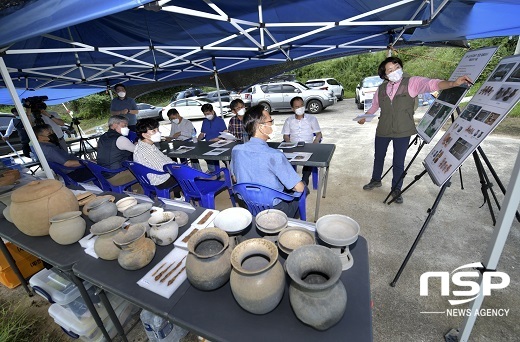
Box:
left=34, top=124, right=94, bottom=182
left=96, top=115, right=137, bottom=187
left=231, top=105, right=305, bottom=218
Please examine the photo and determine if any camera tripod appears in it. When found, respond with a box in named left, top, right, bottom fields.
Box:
left=68, top=120, right=98, bottom=160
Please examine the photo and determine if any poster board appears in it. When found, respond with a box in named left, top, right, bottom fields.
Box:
left=424, top=54, right=520, bottom=186
left=417, top=46, right=498, bottom=143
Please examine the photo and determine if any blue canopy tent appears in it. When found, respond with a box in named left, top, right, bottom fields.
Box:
left=0, top=1, right=519, bottom=339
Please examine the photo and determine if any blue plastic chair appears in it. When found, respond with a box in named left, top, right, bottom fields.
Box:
left=232, top=183, right=306, bottom=221
left=122, top=161, right=179, bottom=199
left=80, top=160, right=138, bottom=193
left=163, top=163, right=236, bottom=209
left=47, top=161, right=99, bottom=188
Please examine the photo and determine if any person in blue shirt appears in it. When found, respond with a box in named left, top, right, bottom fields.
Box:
left=198, top=103, right=227, bottom=172
left=232, top=105, right=305, bottom=218
left=110, top=83, right=138, bottom=131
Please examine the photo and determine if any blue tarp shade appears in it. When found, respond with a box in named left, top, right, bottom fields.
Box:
left=0, top=87, right=103, bottom=106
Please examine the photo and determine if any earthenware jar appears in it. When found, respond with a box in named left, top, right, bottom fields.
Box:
left=230, top=238, right=285, bottom=314
left=285, top=245, right=347, bottom=330
left=186, top=227, right=231, bottom=291
left=49, top=211, right=86, bottom=245
left=10, top=179, right=79, bottom=236
left=115, top=197, right=137, bottom=213
left=148, top=212, right=179, bottom=246
left=123, top=202, right=153, bottom=224
left=84, top=197, right=117, bottom=223
left=91, top=216, right=126, bottom=260
left=113, top=223, right=156, bottom=270
left=171, top=210, right=189, bottom=227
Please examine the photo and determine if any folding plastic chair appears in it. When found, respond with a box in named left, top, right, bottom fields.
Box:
left=163, top=163, right=236, bottom=209
left=47, top=161, right=99, bottom=188
left=122, top=161, right=179, bottom=199
left=80, top=160, right=138, bottom=193
left=232, top=183, right=306, bottom=221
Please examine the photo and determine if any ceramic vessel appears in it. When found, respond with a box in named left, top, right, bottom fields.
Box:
left=171, top=210, right=189, bottom=227
left=115, top=197, right=137, bottom=213
left=10, top=180, right=79, bottom=236
left=277, top=227, right=315, bottom=255
left=123, top=202, right=153, bottom=223
left=148, top=212, right=179, bottom=246
left=213, top=207, right=252, bottom=234
left=3, top=205, right=12, bottom=222
left=84, top=197, right=117, bottom=223
left=91, top=216, right=126, bottom=260
left=230, top=238, right=285, bottom=314
left=113, top=223, right=156, bottom=270
left=186, top=227, right=231, bottom=291
left=49, top=211, right=86, bottom=245
left=285, top=245, right=347, bottom=330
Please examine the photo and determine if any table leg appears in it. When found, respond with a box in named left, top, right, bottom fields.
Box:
left=69, top=273, right=112, bottom=341
left=98, top=290, right=128, bottom=342
left=322, top=166, right=330, bottom=198
left=314, top=167, right=325, bottom=221
left=0, top=239, right=33, bottom=296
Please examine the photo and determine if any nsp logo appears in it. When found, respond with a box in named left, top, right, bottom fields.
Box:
left=420, top=262, right=510, bottom=305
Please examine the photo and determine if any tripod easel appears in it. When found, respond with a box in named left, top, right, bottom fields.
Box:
left=68, top=120, right=98, bottom=160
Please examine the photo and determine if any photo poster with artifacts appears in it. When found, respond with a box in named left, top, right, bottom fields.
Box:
left=417, top=46, right=498, bottom=143
left=424, top=54, right=520, bottom=187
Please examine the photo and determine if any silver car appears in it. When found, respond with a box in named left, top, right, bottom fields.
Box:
left=250, top=81, right=336, bottom=114
left=136, top=103, right=163, bottom=120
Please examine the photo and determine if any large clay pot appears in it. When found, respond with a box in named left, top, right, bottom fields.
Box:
left=230, top=238, right=285, bottom=314
left=49, top=211, right=86, bottom=245
left=113, top=223, right=156, bottom=270
left=91, top=216, right=126, bottom=260
left=85, top=197, right=117, bottom=223
left=10, top=180, right=79, bottom=236
left=186, top=227, right=231, bottom=291
left=285, top=245, right=347, bottom=330
left=148, top=212, right=179, bottom=246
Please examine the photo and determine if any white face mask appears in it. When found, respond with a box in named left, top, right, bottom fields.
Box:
left=387, top=68, right=403, bottom=83
left=295, top=107, right=305, bottom=116
left=120, top=127, right=130, bottom=136
left=260, top=122, right=275, bottom=140
left=206, top=114, right=214, bottom=121
left=150, top=131, right=162, bottom=142
left=237, top=108, right=246, bottom=116
left=171, top=119, right=179, bottom=124
left=117, top=91, right=126, bottom=98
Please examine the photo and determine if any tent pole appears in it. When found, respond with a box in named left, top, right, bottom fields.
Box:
left=454, top=148, right=520, bottom=341
left=212, top=57, right=223, bottom=116
left=515, top=36, right=520, bottom=55
left=0, top=57, right=54, bottom=180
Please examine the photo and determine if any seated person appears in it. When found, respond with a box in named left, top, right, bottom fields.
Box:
left=198, top=103, right=227, bottom=172
left=282, top=96, right=322, bottom=186
left=34, top=124, right=94, bottom=182
left=96, top=115, right=137, bottom=187
left=228, top=99, right=247, bottom=142
left=133, top=118, right=183, bottom=199
left=231, top=105, right=305, bottom=218
left=165, top=108, right=195, bottom=141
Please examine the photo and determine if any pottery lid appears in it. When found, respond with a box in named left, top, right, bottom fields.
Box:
left=11, top=179, right=67, bottom=203
left=123, top=202, right=153, bottom=218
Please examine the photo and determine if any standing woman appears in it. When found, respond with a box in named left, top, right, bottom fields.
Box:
left=359, top=56, right=472, bottom=203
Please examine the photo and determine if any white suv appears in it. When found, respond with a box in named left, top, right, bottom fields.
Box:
left=250, top=81, right=335, bottom=114
left=355, top=76, right=384, bottom=110
left=305, top=78, right=344, bottom=101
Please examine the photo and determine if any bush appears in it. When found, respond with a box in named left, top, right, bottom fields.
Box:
left=70, top=93, right=111, bottom=120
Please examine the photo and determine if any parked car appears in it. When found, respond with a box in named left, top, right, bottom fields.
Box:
left=170, top=87, right=203, bottom=102
left=201, top=90, right=233, bottom=103
left=305, top=78, right=344, bottom=101
left=355, top=76, right=384, bottom=110
left=136, top=103, right=163, bottom=120
left=161, top=98, right=231, bottom=121
left=250, top=81, right=335, bottom=114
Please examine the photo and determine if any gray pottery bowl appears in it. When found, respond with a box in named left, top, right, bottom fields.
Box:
left=255, top=209, right=288, bottom=234
left=123, top=202, right=153, bottom=223
left=315, top=214, right=360, bottom=247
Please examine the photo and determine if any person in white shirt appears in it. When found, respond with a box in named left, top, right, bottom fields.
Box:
left=282, top=96, right=323, bottom=185
left=165, top=108, right=195, bottom=141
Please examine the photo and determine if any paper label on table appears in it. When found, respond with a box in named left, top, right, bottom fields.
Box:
left=203, top=148, right=229, bottom=156
left=278, top=142, right=297, bottom=149
left=126, top=192, right=154, bottom=203
left=353, top=114, right=377, bottom=122
left=218, top=132, right=236, bottom=140
left=157, top=197, right=195, bottom=211
left=137, top=248, right=188, bottom=299
left=78, top=183, right=102, bottom=193
left=169, top=145, right=196, bottom=154
left=284, top=152, right=313, bottom=162
left=209, top=140, right=234, bottom=147
left=287, top=218, right=316, bottom=232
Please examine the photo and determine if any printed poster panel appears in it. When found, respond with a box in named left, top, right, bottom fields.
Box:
left=424, top=54, right=520, bottom=186
left=417, top=46, right=498, bottom=143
